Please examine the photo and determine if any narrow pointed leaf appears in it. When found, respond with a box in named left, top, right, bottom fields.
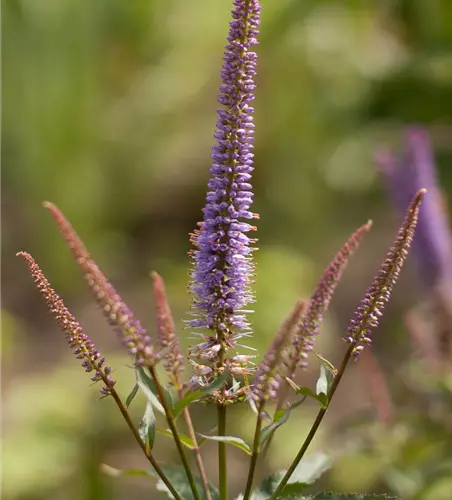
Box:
left=286, top=378, right=328, bottom=408
left=316, top=363, right=334, bottom=400
left=157, top=429, right=203, bottom=450
left=138, top=402, right=156, bottom=451
left=259, top=405, right=292, bottom=448
left=136, top=365, right=174, bottom=414
left=296, top=387, right=328, bottom=408
left=100, top=464, right=152, bottom=477
left=125, top=383, right=139, bottom=408
left=198, top=434, right=252, bottom=455
left=173, top=370, right=229, bottom=417
left=315, top=353, right=336, bottom=373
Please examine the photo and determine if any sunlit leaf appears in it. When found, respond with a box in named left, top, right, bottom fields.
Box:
left=138, top=402, right=156, bottom=451
left=157, top=428, right=203, bottom=450
left=315, top=353, right=336, bottom=374
left=316, top=363, right=334, bottom=401
left=198, top=434, right=252, bottom=455
left=136, top=365, right=174, bottom=414
left=100, top=464, right=151, bottom=478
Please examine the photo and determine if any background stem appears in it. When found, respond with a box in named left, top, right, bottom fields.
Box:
left=217, top=403, right=228, bottom=500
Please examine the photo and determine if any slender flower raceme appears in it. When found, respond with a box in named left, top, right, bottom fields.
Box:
left=345, top=189, right=426, bottom=356
left=253, top=300, right=308, bottom=403
left=17, top=252, right=115, bottom=395
left=188, top=0, right=261, bottom=389
left=289, top=221, right=372, bottom=371
left=152, top=271, right=184, bottom=387
left=375, top=128, right=452, bottom=289
left=44, top=202, right=157, bottom=366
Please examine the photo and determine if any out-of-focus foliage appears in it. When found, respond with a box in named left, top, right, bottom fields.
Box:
left=3, top=0, right=452, bottom=499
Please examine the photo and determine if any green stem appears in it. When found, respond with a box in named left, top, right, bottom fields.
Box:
left=242, top=402, right=264, bottom=500
left=217, top=403, right=228, bottom=500
left=149, top=366, right=201, bottom=500
left=269, top=343, right=355, bottom=500
left=108, top=386, right=182, bottom=500
left=181, top=396, right=212, bottom=500
left=258, top=382, right=288, bottom=472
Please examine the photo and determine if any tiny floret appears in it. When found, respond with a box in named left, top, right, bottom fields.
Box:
left=290, top=221, right=372, bottom=371
left=44, top=202, right=157, bottom=366
left=17, top=252, right=115, bottom=395
left=346, top=189, right=426, bottom=356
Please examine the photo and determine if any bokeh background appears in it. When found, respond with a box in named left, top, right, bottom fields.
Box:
left=3, top=0, right=452, bottom=499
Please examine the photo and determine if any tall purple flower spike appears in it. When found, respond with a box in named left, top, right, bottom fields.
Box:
left=17, top=252, right=115, bottom=395
left=188, top=0, right=261, bottom=385
left=375, top=127, right=452, bottom=289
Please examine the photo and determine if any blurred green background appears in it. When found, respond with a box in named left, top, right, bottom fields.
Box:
left=3, top=0, right=452, bottom=498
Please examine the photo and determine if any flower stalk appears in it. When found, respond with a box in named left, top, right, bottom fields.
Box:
left=152, top=272, right=211, bottom=500
left=16, top=252, right=181, bottom=500
left=270, top=189, right=425, bottom=499
left=269, top=343, right=355, bottom=500
left=149, top=365, right=201, bottom=500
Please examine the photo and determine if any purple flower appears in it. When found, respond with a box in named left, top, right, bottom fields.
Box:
left=345, top=190, right=426, bottom=356
left=375, top=127, right=452, bottom=289
left=17, top=252, right=115, bottom=395
left=44, top=202, right=158, bottom=366
left=188, top=1, right=261, bottom=370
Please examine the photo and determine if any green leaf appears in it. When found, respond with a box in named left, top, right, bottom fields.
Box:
left=157, top=428, right=203, bottom=450
left=173, top=371, right=229, bottom=418
left=155, top=466, right=220, bottom=500
left=100, top=464, right=152, bottom=478
left=138, top=402, right=156, bottom=450
left=315, top=353, right=336, bottom=373
left=315, top=363, right=334, bottom=402
left=136, top=365, right=174, bottom=414
left=251, top=452, right=333, bottom=498
left=286, top=378, right=327, bottom=408
left=125, top=383, right=139, bottom=408
left=259, top=405, right=291, bottom=449
left=198, top=434, right=252, bottom=455
left=296, top=386, right=328, bottom=408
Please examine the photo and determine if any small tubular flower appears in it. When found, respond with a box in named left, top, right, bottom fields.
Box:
left=44, top=202, right=157, bottom=366
left=152, top=271, right=184, bottom=387
left=375, top=127, right=452, bottom=289
left=345, top=189, right=426, bottom=355
left=291, top=221, right=372, bottom=370
left=253, top=300, right=308, bottom=403
left=188, top=0, right=261, bottom=371
left=17, top=252, right=115, bottom=395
